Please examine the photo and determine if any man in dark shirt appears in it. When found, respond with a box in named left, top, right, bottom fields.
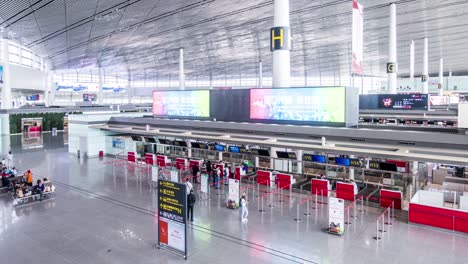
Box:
left=187, top=190, right=196, bottom=222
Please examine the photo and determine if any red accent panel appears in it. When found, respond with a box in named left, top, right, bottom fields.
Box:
left=99, top=151, right=104, bottom=157
left=336, top=182, right=355, bottom=201
left=175, top=158, right=186, bottom=170
left=276, top=173, right=292, bottom=190
left=159, top=220, right=168, bottom=244
left=145, top=153, right=155, bottom=165
left=380, top=189, right=402, bottom=210
left=257, top=170, right=271, bottom=186
left=409, top=203, right=468, bottom=233
left=311, top=179, right=329, bottom=197
left=235, top=167, right=241, bottom=180
left=156, top=155, right=166, bottom=167
left=127, top=152, right=136, bottom=162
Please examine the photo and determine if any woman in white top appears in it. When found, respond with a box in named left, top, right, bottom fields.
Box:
left=240, top=193, right=248, bottom=222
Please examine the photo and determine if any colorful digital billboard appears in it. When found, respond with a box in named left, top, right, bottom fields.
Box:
left=152, top=90, right=210, bottom=117
left=250, top=87, right=346, bottom=123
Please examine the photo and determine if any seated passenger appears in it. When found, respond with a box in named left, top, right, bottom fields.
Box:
left=16, top=187, right=24, bottom=198
left=34, top=179, right=45, bottom=200
left=11, top=167, right=17, bottom=176
left=43, top=178, right=50, bottom=192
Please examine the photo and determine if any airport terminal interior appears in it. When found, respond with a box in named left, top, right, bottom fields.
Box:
left=0, top=0, right=467, bottom=263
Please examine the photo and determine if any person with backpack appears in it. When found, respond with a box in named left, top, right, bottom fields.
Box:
left=187, top=190, right=196, bottom=222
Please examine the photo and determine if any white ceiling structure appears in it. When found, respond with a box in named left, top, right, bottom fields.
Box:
left=0, top=0, right=467, bottom=82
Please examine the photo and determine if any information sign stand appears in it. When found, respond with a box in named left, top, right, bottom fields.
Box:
left=201, top=173, right=209, bottom=199
left=157, top=180, right=188, bottom=259
left=227, top=179, right=240, bottom=209
left=327, top=197, right=345, bottom=236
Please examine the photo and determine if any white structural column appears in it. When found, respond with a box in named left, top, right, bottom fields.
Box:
left=422, top=37, right=429, bottom=93
left=98, top=68, right=103, bottom=105
left=127, top=72, right=132, bottom=104
left=49, top=73, right=55, bottom=106
left=387, top=3, right=397, bottom=94
left=44, top=71, right=50, bottom=107
left=272, top=0, right=291, bottom=88
left=1, top=39, right=12, bottom=109
left=410, top=40, right=415, bottom=88
left=438, top=58, right=444, bottom=96
left=179, top=48, right=185, bottom=90
left=259, top=60, right=263, bottom=88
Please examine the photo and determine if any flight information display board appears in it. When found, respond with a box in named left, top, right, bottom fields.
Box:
left=158, top=180, right=187, bottom=256
left=153, top=90, right=210, bottom=117
left=250, top=87, right=346, bottom=123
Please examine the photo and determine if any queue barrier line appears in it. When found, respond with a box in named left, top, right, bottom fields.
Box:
left=374, top=201, right=394, bottom=241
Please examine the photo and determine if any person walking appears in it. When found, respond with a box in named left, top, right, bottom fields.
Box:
left=7, top=151, right=13, bottom=169
left=187, top=190, right=196, bottom=222
left=240, top=193, right=248, bottom=222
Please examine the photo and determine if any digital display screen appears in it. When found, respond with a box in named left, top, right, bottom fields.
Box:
left=215, top=145, right=226, bottom=152
left=83, top=93, right=97, bottom=102
left=208, top=145, right=216, bottom=151
left=153, top=90, right=210, bottom=117
left=250, top=87, right=346, bottom=123
left=378, top=94, right=428, bottom=110
left=380, top=162, right=398, bottom=172
left=174, top=141, right=187, bottom=147
left=145, top=137, right=157, bottom=143
left=229, top=146, right=240, bottom=153
left=312, top=155, right=327, bottom=163
left=276, top=151, right=289, bottom=159
left=250, top=149, right=259, bottom=155
left=158, top=139, right=173, bottom=145
left=131, top=136, right=142, bottom=141
left=369, top=161, right=381, bottom=170
left=350, top=159, right=362, bottom=167
left=239, top=147, right=247, bottom=153
left=335, top=157, right=351, bottom=166
left=287, top=152, right=297, bottom=159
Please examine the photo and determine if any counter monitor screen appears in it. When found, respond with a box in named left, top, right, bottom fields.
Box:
left=380, top=162, right=398, bottom=172
left=335, top=157, right=351, bottom=166
left=145, top=137, right=156, bottom=143
left=174, top=141, right=187, bottom=147
left=276, top=151, right=289, bottom=159
left=287, top=152, right=297, bottom=159
left=191, top=142, right=200, bottom=148
left=303, top=154, right=313, bottom=162
left=350, top=158, right=362, bottom=167
left=250, top=149, right=259, bottom=155
left=215, top=145, right=226, bottom=152
left=239, top=147, right=247, bottom=153
left=131, top=136, right=142, bottom=141
left=369, top=161, right=381, bottom=170
left=229, top=146, right=240, bottom=153
left=312, top=155, right=327, bottom=163
left=258, top=149, right=270, bottom=156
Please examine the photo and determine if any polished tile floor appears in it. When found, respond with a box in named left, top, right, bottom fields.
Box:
left=0, top=133, right=467, bottom=264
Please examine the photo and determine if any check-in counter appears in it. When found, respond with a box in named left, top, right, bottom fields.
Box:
left=409, top=190, right=468, bottom=233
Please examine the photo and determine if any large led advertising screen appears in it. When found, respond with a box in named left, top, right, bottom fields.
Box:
left=152, top=90, right=210, bottom=117
left=250, top=87, right=346, bottom=123
left=377, top=94, right=428, bottom=110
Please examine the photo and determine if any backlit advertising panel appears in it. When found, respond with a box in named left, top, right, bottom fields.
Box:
left=377, top=94, right=428, bottom=110
left=152, top=90, right=210, bottom=117
left=250, top=87, right=346, bottom=123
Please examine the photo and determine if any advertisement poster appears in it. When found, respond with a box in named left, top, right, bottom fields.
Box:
left=112, top=138, right=125, bottom=149
left=26, top=94, right=40, bottom=101
left=228, top=179, right=240, bottom=209
left=201, top=174, right=209, bottom=194
left=158, top=180, right=186, bottom=254
left=250, top=87, right=346, bottom=123
left=152, top=90, right=210, bottom=117
left=352, top=0, right=364, bottom=75
left=328, top=197, right=345, bottom=235
left=429, top=96, right=448, bottom=106
left=152, top=166, right=158, bottom=182
left=0, top=65, right=4, bottom=83
left=170, top=170, right=179, bottom=183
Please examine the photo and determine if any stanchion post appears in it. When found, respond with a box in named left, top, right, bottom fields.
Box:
left=304, top=199, right=311, bottom=216
left=313, top=191, right=318, bottom=210
left=259, top=196, right=265, bottom=213
left=361, top=196, right=364, bottom=213
left=374, top=217, right=381, bottom=240
left=294, top=200, right=301, bottom=222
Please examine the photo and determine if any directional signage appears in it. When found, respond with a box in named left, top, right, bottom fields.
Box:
left=158, top=180, right=187, bottom=257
